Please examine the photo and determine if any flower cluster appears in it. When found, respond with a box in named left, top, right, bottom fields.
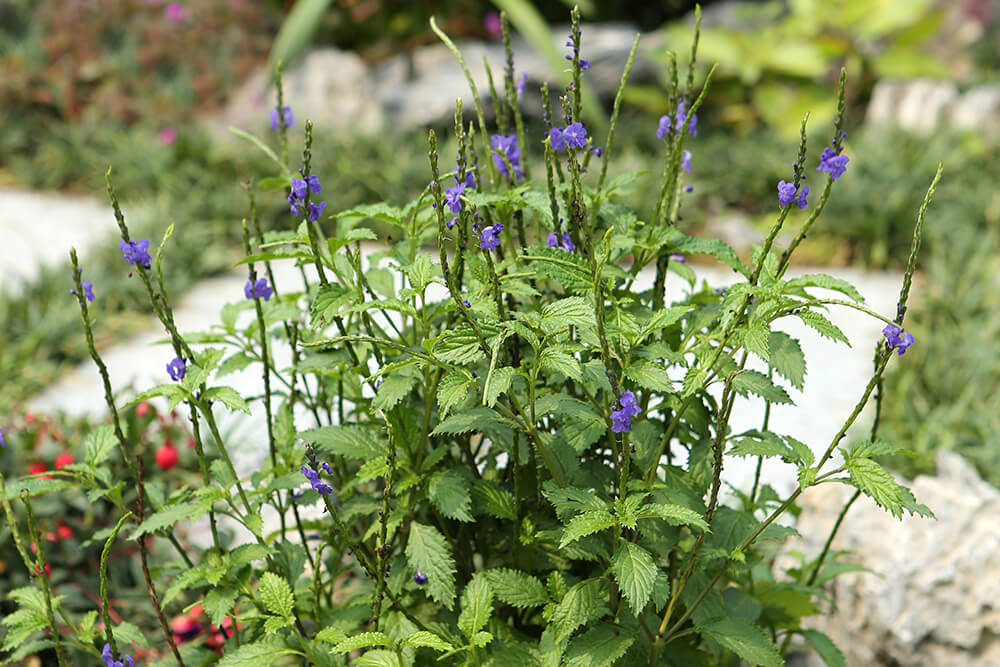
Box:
left=548, top=122, right=588, bottom=152
left=817, top=146, right=850, bottom=180
left=167, top=357, right=186, bottom=382
left=444, top=170, right=476, bottom=228
left=301, top=444, right=333, bottom=495
left=610, top=390, right=641, bottom=433
left=564, top=29, right=590, bottom=70
left=120, top=238, right=152, bottom=269
left=71, top=280, right=95, bottom=303
left=102, top=643, right=135, bottom=667
left=490, top=134, right=522, bottom=181
left=882, top=323, right=914, bottom=356
left=288, top=173, right=327, bottom=222
left=777, top=180, right=809, bottom=209
left=479, top=223, right=504, bottom=251
left=657, top=100, right=698, bottom=140
left=244, top=275, right=273, bottom=301
left=269, top=105, right=295, bottom=131
left=548, top=231, right=576, bottom=252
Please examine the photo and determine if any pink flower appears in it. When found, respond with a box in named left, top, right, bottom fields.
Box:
left=158, top=127, right=177, bottom=145
left=165, top=3, right=186, bottom=22
left=484, top=11, right=502, bottom=38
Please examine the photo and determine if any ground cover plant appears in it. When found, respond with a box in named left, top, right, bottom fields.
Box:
left=1, top=8, right=940, bottom=666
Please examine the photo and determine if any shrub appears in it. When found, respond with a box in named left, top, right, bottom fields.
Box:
left=1, top=8, right=938, bottom=666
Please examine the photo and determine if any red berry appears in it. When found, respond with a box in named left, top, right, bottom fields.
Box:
left=54, top=452, right=74, bottom=469
left=56, top=525, right=73, bottom=540
left=136, top=402, right=151, bottom=417
left=28, top=462, right=48, bottom=476
left=188, top=603, right=204, bottom=618
left=45, top=532, right=57, bottom=542
left=156, top=442, right=179, bottom=471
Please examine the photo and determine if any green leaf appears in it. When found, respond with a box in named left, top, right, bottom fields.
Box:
left=635, top=305, right=691, bottom=344
left=796, top=310, right=850, bottom=345
left=427, top=470, right=474, bottom=522
left=484, top=366, right=517, bottom=408
left=203, top=587, right=239, bottom=628
left=300, top=425, right=386, bottom=460
left=263, top=616, right=292, bottom=634
left=265, top=0, right=332, bottom=80
left=539, top=348, right=584, bottom=381
left=400, top=631, right=454, bottom=652
left=768, top=331, right=806, bottom=391
left=611, top=541, right=657, bottom=614
left=332, top=632, right=392, bottom=653
left=484, top=569, right=550, bottom=608
left=216, top=352, right=255, bottom=378
left=405, top=253, right=435, bottom=294
left=458, top=576, right=494, bottom=640
left=550, top=579, right=603, bottom=644
left=844, top=440, right=906, bottom=461
left=664, top=228, right=750, bottom=276
left=354, top=650, right=402, bottom=667
left=560, top=510, right=615, bottom=548
left=434, top=325, right=484, bottom=364
left=523, top=248, right=594, bottom=294
left=470, top=479, right=517, bottom=520
left=336, top=202, right=405, bottom=225
left=801, top=629, right=846, bottom=667
left=728, top=432, right=795, bottom=462
left=129, top=501, right=202, bottom=540
left=743, top=321, right=771, bottom=362
left=217, top=639, right=299, bottom=666
left=437, top=371, right=474, bottom=417
left=85, top=424, right=118, bottom=468
left=845, top=457, right=906, bottom=519
left=112, top=621, right=150, bottom=649
left=373, top=373, right=416, bottom=411
left=732, top=370, right=793, bottom=404
left=202, top=386, right=251, bottom=414
left=624, top=361, right=674, bottom=392
left=314, top=627, right=348, bottom=645
left=406, top=522, right=457, bottom=609
left=257, top=572, right=294, bottom=620
left=541, top=296, right=594, bottom=333
left=699, top=617, right=783, bottom=667
left=432, top=407, right=508, bottom=436
left=637, top=503, right=710, bottom=532
left=564, top=624, right=635, bottom=667
left=785, top=274, right=864, bottom=303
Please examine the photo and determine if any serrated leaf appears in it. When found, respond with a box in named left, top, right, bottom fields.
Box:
left=484, top=366, right=517, bottom=407
left=354, top=649, right=402, bottom=667
left=129, top=501, right=202, bottom=540
left=300, top=425, right=386, bottom=460
left=406, top=522, right=457, bottom=609
left=732, top=370, right=793, bottom=404
left=682, top=366, right=707, bottom=398
left=635, top=305, right=691, bottom=344
left=541, top=296, right=594, bottom=333
left=743, top=322, right=771, bottom=362
left=373, top=374, right=416, bottom=410
left=768, top=331, right=806, bottom=390
left=202, top=386, right=251, bottom=414
left=801, top=629, right=846, bottom=667
left=217, top=639, right=298, bottom=666
left=699, top=617, right=783, bottom=667
left=637, top=503, right=710, bottom=532
left=203, top=588, right=238, bottom=628
left=263, top=616, right=292, bottom=634
left=611, top=542, right=657, bottom=614
left=560, top=510, right=615, bottom=548
left=336, top=202, right=405, bottom=224
left=258, top=572, right=294, bottom=619
left=664, top=228, right=750, bottom=276
left=539, top=349, right=583, bottom=381
left=432, top=407, right=507, bottom=436
left=437, top=371, right=474, bottom=417
left=405, top=253, right=435, bottom=293
left=458, top=576, right=493, bottom=640
left=484, top=569, right=550, bottom=608
left=523, top=248, right=595, bottom=294
left=85, top=423, right=118, bottom=468
left=843, top=440, right=906, bottom=461
left=796, top=310, right=850, bottom=345
left=624, top=361, right=674, bottom=392
left=428, top=470, right=473, bottom=522
left=401, top=631, right=454, bottom=652
left=434, top=325, right=484, bottom=364
left=470, top=479, right=517, bottom=520
left=216, top=352, right=255, bottom=378
left=785, top=273, right=864, bottom=303
left=845, top=457, right=905, bottom=518
left=551, top=579, right=602, bottom=644
left=564, top=624, right=635, bottom=667
left=332, top=632, right=392, bottom=653
left=314, top=627, right=348, bottom=645
left=728, top=432, right=795, bottom=462
left=545, top=485, right=606, bottom=521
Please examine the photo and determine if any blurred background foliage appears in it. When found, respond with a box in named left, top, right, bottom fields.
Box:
left=1, top=0, right=999, bottom=485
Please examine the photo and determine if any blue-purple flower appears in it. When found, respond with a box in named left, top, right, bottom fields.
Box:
left=167, top=357, right=186, bottom=382
left=244, top=276, right=273, bottom=301
left=548, top=232, right=575, bottom=252
left=517, top=72, right=527, bottom=97
left=777, top=180, right=809, bottom=209
left=120, top=239, right=152, bottom=269
left=681, top=150, right=692, bottom=174
left=269, top=106, right=295, bottom=131
left=480, top=223, right=504, bottom=251
left=817, top=146, right=850, bottom=180
left=491, top=134, right=522, bottom=180
left=670, top=253, right=686, bottom=263
left=657, top=101, right=698, bottom=140
left=414, top=567, right=428, bottom=585
left=563, top=122, right=588, bottom=149
left=71, top=280, right=95, bottom=303
left=102, top=643, right=135, bottom=667
left=301, top=465, right=333, bottom=495
left=610, top=389, right=641, bottom=433
left=444, top=171, right=475, bottom=213
left=0, top=426, right=5, bottom=448
left=288, top=172, right=326, bottom=220
left=882, top=323, right=914, bottom=356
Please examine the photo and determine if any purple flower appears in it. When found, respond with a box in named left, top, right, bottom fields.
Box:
left=71, top=280, right=95, bottom=302
left=244, top=277, right=273, bottom=301
left=579, top=58, right=591, bottom=70
left=795, top=185, right=809, bottom=209
left=484, top=11, right=502, bottom=38
left=656, top=114, right=672, bottom=140
left=414, top=567, right=428, bottom=585
left=102, top=643, right=135, bottom=667
left=0, top=426, right=5, bottom=448
left=447, top=216, right=457, bottom=229
left=444, top=180, right=468, bottom=213
left=308, top=201, right=327, bottom=222
left=269, top=106, right=295, bottom=131
left=778, top=180, right=808, bottom=208
left=463, top=299, right=471, bottom=308
left=289, top=172, right=326, bottom=219
left=563, top=122, right=588, bottom=149
left=287, top=192, right=303, bottom=217
left=480, top=223, right=503, bottom=251
left=610, top=390, right=641, bottom=433
left=300, top=465, right=333, bottom=495
left=670, top=253, right=685, bottom=263
left=714, top=287, right=728, bottom=295
left=681, top=150, right=692, bottom=174
left=882, top=323, right=914, bottom=356
left=658, top=101, right=698, bottom=139
left=490, top=134, right=522, bottom=180
left=167, top=357, right=186, bottom=381
left=164, top=2, right=185, bottom=22
left=560, top=232, right=576, bottom=252
left=517, top=72, right=527, bottom=97
left=120, top=239, right=152, bottom=269
left=817, top=146, right=850, bottom=180
left=548, top=127, right=565, bottom=151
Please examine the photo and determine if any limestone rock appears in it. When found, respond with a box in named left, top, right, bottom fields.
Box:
left=784, top=451, right=1000, bottom=667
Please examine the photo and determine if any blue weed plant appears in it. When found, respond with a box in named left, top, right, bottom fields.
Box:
left=0, top=6, right=944, bottom=667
